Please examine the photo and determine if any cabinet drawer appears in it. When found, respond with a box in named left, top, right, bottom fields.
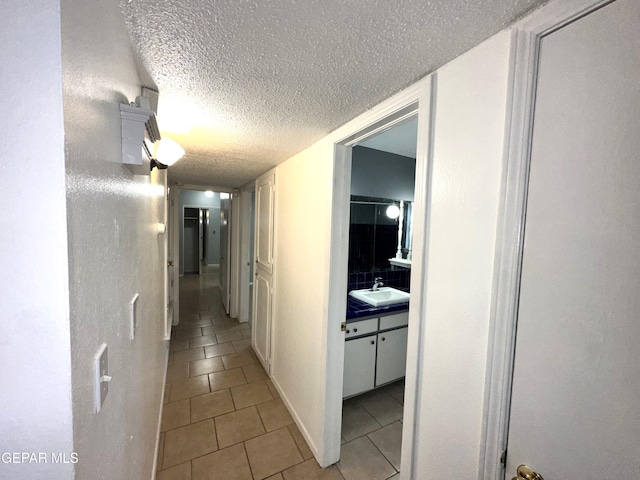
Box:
left=345, top=318, right=378, bottom=339
left=379, top=311, right=409, bottom=331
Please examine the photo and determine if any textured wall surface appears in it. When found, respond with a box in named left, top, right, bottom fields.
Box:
left=0, top=1, right=75, bottom=479
left=122, top=0, right=548, bottom=187
left=414, top=31, right=512, bottom=478
left=272, top=140, right=335, bottom=462
left=270, top=26, right=513, bottom=478
left=61, top=0, right=168, bottom=478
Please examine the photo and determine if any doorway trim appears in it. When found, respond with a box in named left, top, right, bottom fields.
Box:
left=238, top=182, right=256, bottom=324
left=325, top=75, right=434, bottom=475
left=479, top=0, right=615, bottom=478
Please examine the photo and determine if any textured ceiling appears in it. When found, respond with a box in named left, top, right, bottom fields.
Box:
left=123, top=0, right=548, bottom=188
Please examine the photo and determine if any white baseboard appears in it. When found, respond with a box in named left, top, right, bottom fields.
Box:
left=269, top=373, right=323, bottom=466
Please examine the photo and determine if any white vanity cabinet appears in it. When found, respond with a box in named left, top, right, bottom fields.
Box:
left=343, top=335, right=377, bottom=398
left=343, top=311, right=409, bottom=398
left=376, top=327, right=408, bottom=386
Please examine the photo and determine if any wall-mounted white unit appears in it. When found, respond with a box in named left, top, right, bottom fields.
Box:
left=119, top=103, right=160, bottom=175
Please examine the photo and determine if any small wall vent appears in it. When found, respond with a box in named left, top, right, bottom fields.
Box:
left=141, top=87, right=159, bottom=114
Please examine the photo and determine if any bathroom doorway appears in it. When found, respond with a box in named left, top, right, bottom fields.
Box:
left=321, top=79, right=433, bottom=473
left=337, top=117, right=418, bottom=478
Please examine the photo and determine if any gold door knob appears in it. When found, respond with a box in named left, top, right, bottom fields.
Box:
left=512, top=465, right=543, bottom=480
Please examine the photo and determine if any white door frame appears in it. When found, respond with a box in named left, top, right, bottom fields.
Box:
left=220, top=196, right=232, bottom=314
left=238, top=182, right=256, bottom=324
left=169, top=186, right=180, bottom=326
left=163, top=177, right=176, bottom=336
left=182, top=204, right=206, bottom=275
left=325, top=77, right=434, bottom=475
left=479, top=1, right=614, bottom=478
left=229, top=193, right=241, bottom=319
left=170, top=186, right=236, bottom=320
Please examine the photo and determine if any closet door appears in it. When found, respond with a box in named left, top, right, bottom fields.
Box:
left=252, top=171, right=275, bottom=373
left=505, top=1, right=640, bottom=477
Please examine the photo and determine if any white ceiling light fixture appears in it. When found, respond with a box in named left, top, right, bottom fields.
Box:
left=204, top=190, right=214, bottom=198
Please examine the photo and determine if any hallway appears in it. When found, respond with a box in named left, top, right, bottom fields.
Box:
left=158, top=274, right=403, bottom=480
left=157, top=274, right=339, bottom=480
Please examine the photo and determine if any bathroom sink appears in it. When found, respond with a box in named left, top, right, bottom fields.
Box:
left=349, top=287, right=410, bottom=307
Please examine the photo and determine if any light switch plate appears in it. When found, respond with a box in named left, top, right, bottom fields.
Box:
left=94, top=343, right=109, bottom=413
left=130, top=293, right=140, bottom=340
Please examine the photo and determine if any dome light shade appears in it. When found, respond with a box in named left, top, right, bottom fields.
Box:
left=154, top=138, right=185, bottom=167
left=386, top=205, right=400, bottom=219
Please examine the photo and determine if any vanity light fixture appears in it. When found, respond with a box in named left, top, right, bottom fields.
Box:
left=386, top=204, right=401, bottom=219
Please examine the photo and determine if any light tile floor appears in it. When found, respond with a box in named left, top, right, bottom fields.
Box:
left=157, top=273, right=402, bottom=480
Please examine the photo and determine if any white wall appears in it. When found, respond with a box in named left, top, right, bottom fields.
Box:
left=0, top=1, right=75, bottom=479
left=271, top=141, right=336, bottom=458
left=61, top=0, right=168, bottom=478
left=268, top=29, right=513, bottom=478
left=412, top=31, right=512, bottom=478
left=269, top=78, right=428, bottom=467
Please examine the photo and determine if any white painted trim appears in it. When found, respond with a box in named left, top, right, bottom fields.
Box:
left=322, top=142, right=352, bottom=467
left=238, top=186, right=255, bottom=324
left=478, top=27, right=537, bottom=480
left=171, top=187, right=180, bottom=325
left=221, top=197, right=233, bottom=314
left=175, top=183, right=238, bottom=194
left=268, top=172, right=277, bottom=375
left=162, top=171, right=171, bottom=340
left=400, top=76, right=435, bottom=480
left=479, top=1, right=613, bottom=478
left=230, top=193, right=241, bottom=318
left=150, top=342, right=170, bottom=479
left=324, top=76, right=432, bottom=473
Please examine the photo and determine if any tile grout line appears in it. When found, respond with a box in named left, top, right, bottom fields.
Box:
left=241, top=440, right=256, bottom=480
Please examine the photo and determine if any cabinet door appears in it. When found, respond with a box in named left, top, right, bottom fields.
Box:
left=376, top=327, right=408, bottom=386
left=343, top=336, right=377, bottom=398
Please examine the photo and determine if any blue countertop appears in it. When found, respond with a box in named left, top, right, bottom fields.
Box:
left=346, top=296, right=409, bottom=321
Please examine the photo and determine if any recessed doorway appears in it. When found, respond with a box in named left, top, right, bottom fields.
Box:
left=338, top=117, right=417, bottom=478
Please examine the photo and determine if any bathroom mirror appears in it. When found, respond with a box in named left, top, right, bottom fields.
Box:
left=348, top=195, right=412, bottom=273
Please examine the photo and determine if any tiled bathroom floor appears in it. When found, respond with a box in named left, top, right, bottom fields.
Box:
left=157, top=274, right=402, bottom=480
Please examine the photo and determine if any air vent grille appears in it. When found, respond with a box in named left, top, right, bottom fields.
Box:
left=141, top=87, right=159, bottom=114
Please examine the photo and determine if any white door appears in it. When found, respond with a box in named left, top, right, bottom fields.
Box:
left=220, top=198, right=231, bottom=314
left=252, top=171, right=275, bottom=373
left=506, top=1, right=640, bottom=478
